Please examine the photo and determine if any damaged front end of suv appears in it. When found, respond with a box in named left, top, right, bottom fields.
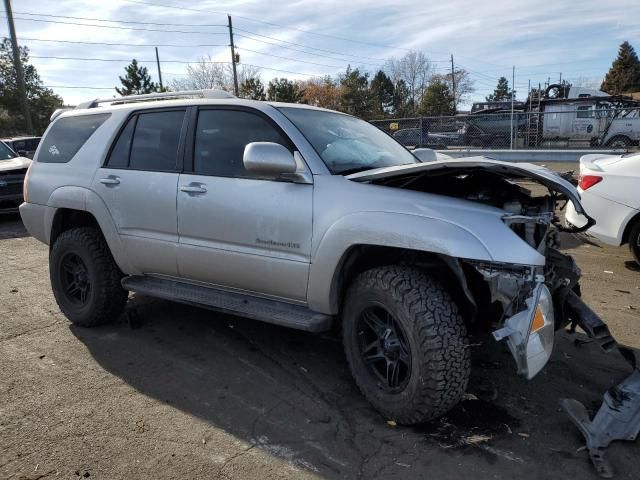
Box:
left=348, top=158, right=614, bottom=379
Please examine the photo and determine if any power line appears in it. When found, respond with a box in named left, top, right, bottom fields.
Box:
left=18, top=37, right=228, bottom=48
left=31, top=55, right=323, bottom=78
left=234, top=28, right=387, bottom=62
left=236, top=46, right=341, bottom=69
left=235, top=34, right=384, bottom=67
left=4, top=15, right=228, bottom=34
left=30, top=55, right=228, bottom=64
left=120, top=0, right=413, bottom=52
left=11, top=11, right=226, bottom=27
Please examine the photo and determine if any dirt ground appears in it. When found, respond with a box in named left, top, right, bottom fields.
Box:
left=1, top=198, right=639, bottom=479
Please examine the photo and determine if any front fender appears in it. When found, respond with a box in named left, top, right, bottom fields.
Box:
left=308, top=211, right=501, bottom=314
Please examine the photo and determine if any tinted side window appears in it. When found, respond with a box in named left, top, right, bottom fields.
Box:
left=39, top=113, right=111, bottom=163
left=129, top=110, right=185, bottom=172
left=194, top=109, right=291, bottom=177
left=106, top=116, right=136, bottom=168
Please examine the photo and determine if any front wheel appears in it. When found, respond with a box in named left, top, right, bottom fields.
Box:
left=342, top=266, right=470, bottom=424
left=606, top=136, right=631, bottom=149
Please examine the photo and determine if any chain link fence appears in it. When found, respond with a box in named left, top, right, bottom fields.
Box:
left=370, top=107, right=640, bottom=151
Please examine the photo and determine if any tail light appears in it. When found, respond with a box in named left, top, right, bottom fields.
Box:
left=23, top=161, right=33, bottom=202
left=578, top=174, right=602, bottom=191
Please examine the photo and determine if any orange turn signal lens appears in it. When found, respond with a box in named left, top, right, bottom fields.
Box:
left=531, top=307, right=545, bottom=333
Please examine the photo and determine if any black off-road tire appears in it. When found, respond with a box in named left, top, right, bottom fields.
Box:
left=342, top=266, right=470, bottom=424
left=50, top=227, right=128, bottom=326
left=629, top=220, right=640, bottom=266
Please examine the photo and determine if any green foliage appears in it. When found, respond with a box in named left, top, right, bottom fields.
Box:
left=419, top=81, right=455, bottom=116
left=339, top=66, right=374, bottom=118
left=392, top=80, right=413, bottom=117
left=486, top=76, right=513, bottom=102
left=601, top=41, right=640, bottom=95
left=0, top=38, right=63, bottom=135
left=116, top=59, right=159, bottom=96
left=267, top=78, right=304, bottom=102
left=369, top=70, right=394, bottom=117
left=240, top=77, right=265, bottom=100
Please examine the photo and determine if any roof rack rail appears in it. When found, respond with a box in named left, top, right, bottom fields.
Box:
left=76, top=89, right=235, bottom=109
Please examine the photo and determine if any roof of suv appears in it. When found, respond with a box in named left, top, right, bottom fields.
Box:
left=54, top=89, right=337, bottom=121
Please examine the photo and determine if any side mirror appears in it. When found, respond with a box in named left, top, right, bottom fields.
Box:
left=243, top=142, right=297, bottom=177
left=413, top=148, right=453, bottom=162
left=17, top=150, right=28, bottom=157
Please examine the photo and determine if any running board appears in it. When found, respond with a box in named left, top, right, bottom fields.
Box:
left=121, top=276, right=333, bottom=332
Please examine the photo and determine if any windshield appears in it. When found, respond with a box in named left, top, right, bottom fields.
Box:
left=278, top=107, right=418, bottom=174
left=0, top=142, right=17, bottom=160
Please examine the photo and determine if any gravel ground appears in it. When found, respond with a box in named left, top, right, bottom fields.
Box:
left=1, top=199, right=639, bottom=480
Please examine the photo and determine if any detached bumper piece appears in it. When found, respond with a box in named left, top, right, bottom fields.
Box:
left=559, top=289, right=640, bottom=478
left=561, top=356, right=640, bottom=479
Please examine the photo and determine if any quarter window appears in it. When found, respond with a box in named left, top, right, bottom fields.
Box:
left=106, top=116, right=136, bottom=169
left=193, top=109, right=292, bottom=177
left=39, top=113, right=111, bottom=163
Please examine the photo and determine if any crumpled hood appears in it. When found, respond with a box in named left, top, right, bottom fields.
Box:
left=346, top=156, right=590, bottom=218
left=0, top=156, right=31, bottom=172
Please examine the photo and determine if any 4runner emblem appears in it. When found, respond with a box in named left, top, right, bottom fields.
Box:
left=48, top=145, right=60, bottom=156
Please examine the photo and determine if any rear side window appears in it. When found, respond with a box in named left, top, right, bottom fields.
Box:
left=38, top=113, right=110, bottom=163
left=129, top=110, right=185, bottom=171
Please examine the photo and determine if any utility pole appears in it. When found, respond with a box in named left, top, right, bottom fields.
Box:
left=510, top=65, right=515, bottom=150
left=155, top=47, right=163, bottom=90
left=227, top=14, right=239, bottom=96
left=559, top=72, right=562, bottom=84
left=450, top=54, right=456, bottom=114
left=3, top=0, right=32, bottom=134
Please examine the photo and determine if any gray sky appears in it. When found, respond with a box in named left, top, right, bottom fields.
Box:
left=4, top=0, right=640, bottom=106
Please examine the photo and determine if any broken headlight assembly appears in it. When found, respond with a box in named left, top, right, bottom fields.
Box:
left=493, top=279, right=555, bottom=379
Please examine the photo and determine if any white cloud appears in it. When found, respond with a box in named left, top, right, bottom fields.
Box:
left=3, top=0, right=639, bottom=105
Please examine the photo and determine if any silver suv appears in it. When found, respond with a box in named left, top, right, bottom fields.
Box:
left=20, top=89, right=611, bottom=424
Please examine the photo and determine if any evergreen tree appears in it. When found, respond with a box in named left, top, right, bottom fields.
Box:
left=419, top=81, right=455, bottom=116
left=369, top=70, right=394, bottom=117
left=116, top=59, right=158, bottom=96
left=601, top=41, right=640, bottom=94
left=0, top=38, right=63, bottom=135
left=339, top=66, right=374, bottom=118
left=392, top=79, right=412, bottom=117
left=239, top=77, right=265, bottom=100
left=267, top=78, right=304, bottom=102
left=486, top=76, right=513, bottom=102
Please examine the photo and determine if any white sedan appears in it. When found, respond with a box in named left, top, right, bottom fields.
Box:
left=566, top=152, right=640, bottom=264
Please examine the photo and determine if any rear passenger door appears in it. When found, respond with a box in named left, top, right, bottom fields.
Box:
left=176, top=107, right=313, bottom=301
left=92, top=108, right=187, bottom=276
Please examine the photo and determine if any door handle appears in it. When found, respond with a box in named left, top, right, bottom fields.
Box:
left=180, top=183, right=207, bottom=194
left=99, top=176, right=120, bottom=185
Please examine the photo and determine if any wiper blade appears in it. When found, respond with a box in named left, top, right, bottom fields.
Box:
left=337, top=166, right=373, bottom=175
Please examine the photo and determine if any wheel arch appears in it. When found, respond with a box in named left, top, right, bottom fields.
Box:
left=46, top=187, right=133, bottom=273
left=322, top=244, right=483, bottom=328
left=622, top=210, right=640, bottom=245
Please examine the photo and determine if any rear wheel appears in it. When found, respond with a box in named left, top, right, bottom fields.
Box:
left=629, top=220, right=640, bottom=266
left=342, top=266, right=470, bottom=424
left=606, top=136, right=631, bottom=149
left=50, top=227, right=128, bottom=326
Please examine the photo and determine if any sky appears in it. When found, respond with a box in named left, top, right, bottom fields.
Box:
left=2, top=0, right=640, bottom=108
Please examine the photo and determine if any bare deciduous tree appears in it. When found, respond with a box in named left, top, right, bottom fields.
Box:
left=385, top=51, right=434, bottom=114
left=431, top=68, right=475, bottom=110
left=170, top=56, right=260, bottom=92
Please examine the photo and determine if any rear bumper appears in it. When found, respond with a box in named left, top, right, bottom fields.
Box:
left=18, top=202, right=49, bottom=244
left=565, top=193, right=637, bottom=246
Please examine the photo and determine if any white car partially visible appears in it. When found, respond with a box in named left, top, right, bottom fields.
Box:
left=565, top=152, right=640, bottom=264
